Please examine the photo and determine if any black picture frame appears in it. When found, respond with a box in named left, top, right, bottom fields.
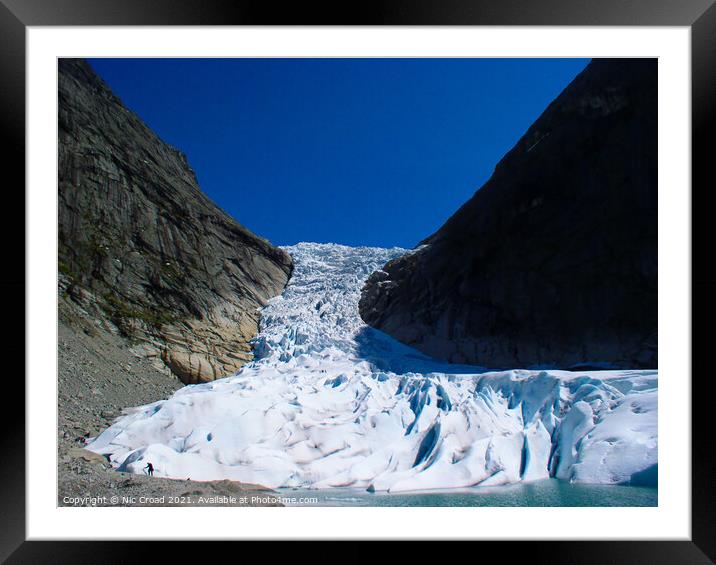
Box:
left=3, top=0, right=714, bottom=561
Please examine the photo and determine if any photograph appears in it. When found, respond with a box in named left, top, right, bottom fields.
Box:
left=4, top=1, right=710, bottom=557
left=57, top=56, right=658, bottom=508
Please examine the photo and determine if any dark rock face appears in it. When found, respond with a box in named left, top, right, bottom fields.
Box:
left=360, top=59, right=657, bottom=369
left=58, top=58, right=293, bottom=383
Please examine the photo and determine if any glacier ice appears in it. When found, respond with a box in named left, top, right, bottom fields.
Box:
left=87, top=242, right=657, bottom=492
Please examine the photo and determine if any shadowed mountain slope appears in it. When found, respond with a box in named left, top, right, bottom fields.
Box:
left=360, top=58, right=657, bottom=369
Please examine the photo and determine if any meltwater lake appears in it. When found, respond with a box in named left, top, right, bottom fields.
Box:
left=279, top=479, right=657, bottom=507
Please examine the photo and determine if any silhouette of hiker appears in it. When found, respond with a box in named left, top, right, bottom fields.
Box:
left=145, top=462, right=154, bottom=476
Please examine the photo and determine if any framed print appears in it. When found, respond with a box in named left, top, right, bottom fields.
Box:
left=4, top=0, right=714, bottom=561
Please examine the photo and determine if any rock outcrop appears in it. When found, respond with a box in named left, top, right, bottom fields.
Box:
left=58, top=58, right=293, bottom=383
left=360, top=59, right=657, bottom=369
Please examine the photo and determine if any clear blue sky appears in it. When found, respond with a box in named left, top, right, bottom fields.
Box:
left=87, top=58, right=589, bottom=248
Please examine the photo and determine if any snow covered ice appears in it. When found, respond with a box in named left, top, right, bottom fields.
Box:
left=88, top=243, right=658, bottom=492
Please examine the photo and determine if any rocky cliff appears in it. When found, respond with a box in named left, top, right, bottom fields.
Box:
left=359, top=59, right=657, bottom=369
left=58, top=58, right=293, bottom=383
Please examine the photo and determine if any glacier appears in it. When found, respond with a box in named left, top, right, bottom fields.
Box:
left=87, top=242, right=657, bottom=492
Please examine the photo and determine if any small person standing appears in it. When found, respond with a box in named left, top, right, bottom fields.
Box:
left=145, top=462, right=154, bottom=476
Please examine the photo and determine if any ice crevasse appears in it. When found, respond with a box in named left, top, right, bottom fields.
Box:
left=88, top=243, right=658, bottom=492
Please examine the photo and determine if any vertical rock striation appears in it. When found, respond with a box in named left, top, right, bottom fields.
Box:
left=58, top=58, right=293, bottom=383
left=359, top=59, right=657, bottom=369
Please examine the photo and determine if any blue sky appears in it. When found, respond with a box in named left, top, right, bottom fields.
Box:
left=88, top=58, right=589, bottom=248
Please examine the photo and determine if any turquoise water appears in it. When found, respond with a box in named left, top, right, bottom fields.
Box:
left=278, top=479, right=657, bottom=507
